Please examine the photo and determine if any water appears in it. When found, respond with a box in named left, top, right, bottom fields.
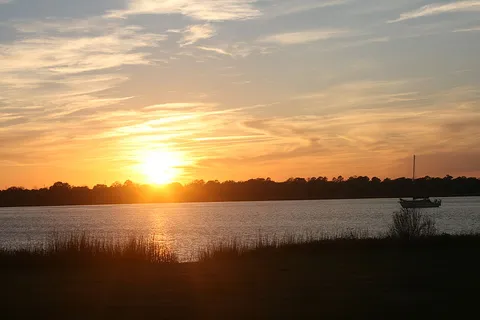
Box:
left=1, top=197, right=479, bottom=259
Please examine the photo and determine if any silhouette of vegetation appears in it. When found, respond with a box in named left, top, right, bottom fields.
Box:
left=1, top=175, right=479, bottom=207
left=196, top=230, right=369, bottom=262
left=2, top=232, right=480, bottom=318
left=388, top=208, right=437, bottom=239
left=1, top=233, right=177, bottom=266
left=1, top=230, right=479, bottom=265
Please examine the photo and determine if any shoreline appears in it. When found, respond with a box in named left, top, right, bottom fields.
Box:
left=2, top=232, right=479, bottom=264
left=1, top=194, right=479, bottom=209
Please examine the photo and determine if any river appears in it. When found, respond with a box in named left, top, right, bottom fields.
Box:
left=1, top=197, right=479, bottom=259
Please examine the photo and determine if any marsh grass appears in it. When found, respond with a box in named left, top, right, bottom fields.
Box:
left=2, top=223, right=479, bottom=266
left=0, top=232, right=178, bottom=265
left=388, top=208, right=437, bottom=239
left=0, top=229, right=372, bottom=265
left=197, top=229, right=371, bottom=262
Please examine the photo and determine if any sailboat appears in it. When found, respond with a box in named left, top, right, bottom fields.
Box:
left=399, top=155, right=442, bottom=208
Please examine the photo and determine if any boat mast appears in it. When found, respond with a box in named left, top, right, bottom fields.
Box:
left=413, top=155, right=416, bottom=182
left=412, top=155, right=417, bottom=199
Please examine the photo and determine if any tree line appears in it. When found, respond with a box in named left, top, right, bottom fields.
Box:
left=1, top=175, right=479, bottom=207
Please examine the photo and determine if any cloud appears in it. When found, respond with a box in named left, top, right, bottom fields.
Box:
left=143, top=102, right=218, bottom=110
left=266, top=0, right=350, bottom=18
left=108, top=0, right=261, bottom=21
left=196, top=46, right=232, bottom=56
left=389, top=1, right=480, bottom=23
left=194, top=42, right=272, bottom=58
left=318, top=36, right=390, bottom=52
left=454, top=25, right=480, bottom=32
left=2, top=0, right=480, bottom=186
left=291, top=80, right=428, bottom=114
left=180, top=24, right=215, bottom=46
left=1, top=24, right=165, bottom=76
left=239, top=81, right=480, bottom=165
left=0, top=17, right=172, bottom=173
left=0, top=18, right=165, bottom=124
left=259, top=29, right=349, bottom=45
left=192, top=135, right=264, bottom=142
left=12, top=17, right=117, bottom=34
left=0, top=93, right=266, bottom=174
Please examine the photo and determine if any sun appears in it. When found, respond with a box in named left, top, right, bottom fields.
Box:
left=139, top=150, right=182, bottom=185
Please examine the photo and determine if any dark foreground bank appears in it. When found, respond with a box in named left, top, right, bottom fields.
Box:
left=2, top=235, right=480, bottom=319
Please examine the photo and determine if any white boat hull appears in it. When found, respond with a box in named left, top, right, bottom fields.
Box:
left=399, top=198, right=442, bottom=208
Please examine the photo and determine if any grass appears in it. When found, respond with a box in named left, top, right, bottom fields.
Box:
left=2, top=208, right=480, bottom=319
left=0, top=232, right=178, bottom=267
left=2, top=232, right=480, bottom=319
left=388, top=208, right=437, bottom=239
left=196, top=229, right=371, bottom=261
left=2, top=228, right=479, bottom=265
left=0, top=228, right=392, bottom=265
left=0, top=209, right=444, bottom=264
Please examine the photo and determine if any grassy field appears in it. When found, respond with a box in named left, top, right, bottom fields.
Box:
left=2, top=233, right=480, bottom=319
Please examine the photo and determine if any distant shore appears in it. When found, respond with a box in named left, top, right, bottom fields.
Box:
left=2, top=176, right=479, bottom=208
left=1, top=194, right=479, bottom=209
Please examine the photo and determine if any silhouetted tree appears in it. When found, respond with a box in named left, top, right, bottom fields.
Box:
left=1, top=175, right=479, bottom=207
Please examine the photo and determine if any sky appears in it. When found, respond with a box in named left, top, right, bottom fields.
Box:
left=0, top=0, right=479, bottom=188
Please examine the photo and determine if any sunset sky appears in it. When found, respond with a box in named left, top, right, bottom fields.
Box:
left=1, top=0, right=479, bottom=188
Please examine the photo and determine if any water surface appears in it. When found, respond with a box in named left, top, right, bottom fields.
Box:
left=1, top=197, right=479, bottom=259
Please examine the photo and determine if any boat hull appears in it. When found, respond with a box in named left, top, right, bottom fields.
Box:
left=399, top=198, right=442, bottom=209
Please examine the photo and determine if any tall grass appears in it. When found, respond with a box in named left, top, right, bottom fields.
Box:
left=197, top=229, right=370, bottom=262
left=1, top=230, right=372, bottom=264
left=0, top=232, right=178, bottom=264
left=388, top=208, right=437, bottom=240
left=2, top=229, right=480, bottom=265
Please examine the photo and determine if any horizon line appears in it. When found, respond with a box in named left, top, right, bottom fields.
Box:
left=2, top=174, right=478, bottom=190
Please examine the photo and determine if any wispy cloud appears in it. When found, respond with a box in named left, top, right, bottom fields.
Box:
left=12, top=17, right=117, bottom=34
left=266, top=0, right=350, bottom=18
left=108, top=0, right=261, bottom=21
left=454, top=25, right=480, bottom=32
left=1, top=24, right=164, bottom=76
left=318, top=36, right=390, bottom=52
left=0, top=17, right=165, bottom=127
left=0, top=17, right=171, bottom=176
left=143, top=102, right=218, bottom=110
left=231, top=82, right=480, bottom=178
left=259, top=29, right=349, bottom=45
left=389, top=1, right=480, bottom=23
left=192, top=135, right=264, bottom=142
left=196, top=46, right=232, bottom=56
left=291, top=80, right=426, bottom=113
left=194, top=42, right=272, bottom=58
left=180, top=24, right=215, bottom=46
